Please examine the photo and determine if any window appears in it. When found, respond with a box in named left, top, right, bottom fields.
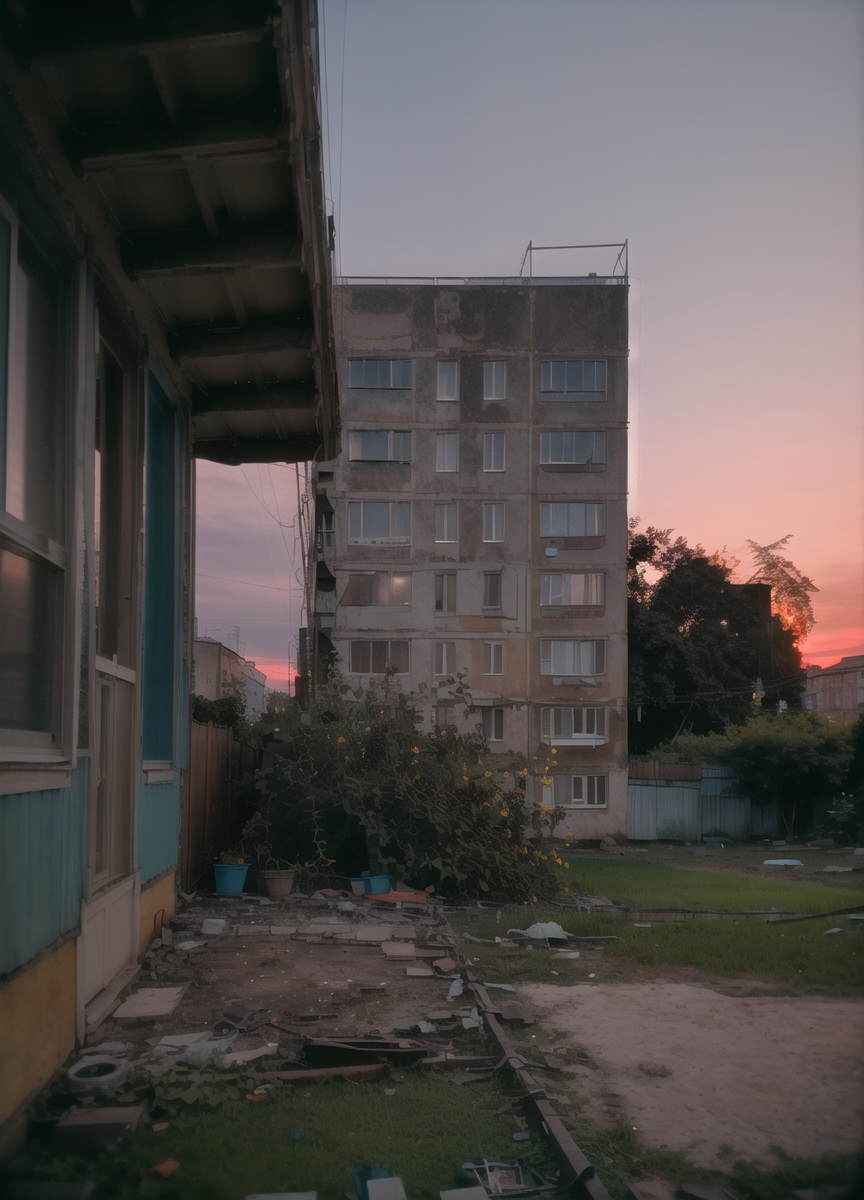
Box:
left=0, top=203, right=68, bottom=760
left=349, top=640, right=410, bottom=673
left=540, top=573, right=605, bottom=606
left=483, top=572, right=502, bottom=609
left=483, top=642, right=503, bottom=675
left=540, top=639, right=605, bottom=676
left=435, top=503, right=458, bottom=543
left=483, top=432, right=505, bottom=472
left=546, top=774, right=607, bottom=808
left=317, top=510, right=334, bottom=548
left=437, top=361, right=458, bottom=401
left=539, top=431, right=606, bottom=465
left=541, top=707, right=606, bottom=745
left=482, top=707, right=504, bottom=742
left=482, top=502, right=505, bottom=543
left=435, top=572, right=456, bottom=614
left=348, top=359, right=413, bottom=388
left=436, top=431, right=459, bottom=472
left=435, top=705, right=455, bottom=727
left=340, top=572, right=412, bottom=606
left=483, top=360, right=506, bottom=400
left=540, top=360, right=606, bottom=401
left=435, top=641, right=456, bottom=675
left=348, top=501, right=411, bottom=544
left=540, top=502, right=605, bottom=537
left=348, top=430, right=412, bottom=461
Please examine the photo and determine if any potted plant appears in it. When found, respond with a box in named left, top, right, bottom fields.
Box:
left=238, top=812, right=296, bottom=899
left=213, top=851, right=249, bottom=896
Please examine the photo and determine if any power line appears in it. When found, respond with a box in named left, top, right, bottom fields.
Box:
left=195, top=572, right=302, bottom=593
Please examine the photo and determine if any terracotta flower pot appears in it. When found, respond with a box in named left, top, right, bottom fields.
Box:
left=262, top=869, right=295, bottom=899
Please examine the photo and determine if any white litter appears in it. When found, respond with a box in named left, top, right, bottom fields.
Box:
left=763, top=859, right=803, bottom=867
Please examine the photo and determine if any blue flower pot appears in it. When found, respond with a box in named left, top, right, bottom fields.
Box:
left=214, top=863, right=249, bottom=895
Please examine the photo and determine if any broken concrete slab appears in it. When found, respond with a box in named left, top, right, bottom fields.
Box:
left=269, top=926, right=297, bottom=935
left=433, top=957, right=457, bottom=972
left=236, top=925, right=269, bottom=935
left=155, top=1032, right=210, bottom=1049
left=51, top=1105, right=147, bottom=1154
left=354, top=926, right=398, bottom=942
left=367, top=1178, right=408, bottom=1200
left=201, top=919, right=226, bottom=935
left=406, top=965, right=433, bottom=977
left=440, top=1188, right=489, bottom=1200
left=626, top=1183, right=678, bottom=1200
left=675, top=1186, right=745, bottom=1200
left=244, top=1194, right=318, bottom=1200
left=224, top=1045, right=279, bottom=1065
left=112, top=986, right=187, bottom=1020
left=380, top=942, right=416, bottom=959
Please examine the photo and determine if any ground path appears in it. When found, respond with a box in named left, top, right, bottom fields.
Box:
left=521, top=981, right=864, bottom=1169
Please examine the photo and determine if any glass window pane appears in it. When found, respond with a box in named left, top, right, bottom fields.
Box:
left=0, top=546, right=57, bottom=731
left=389, top=641, right=409, bottom=672
left=393, top=361, right=414, bottom=388
left=361, top=503, right=389, bottom=539
left=8, top=238, right=63, bottom=539
left=483, top=432, right=504, bottom=471
left=392, top=502, right=411, bottom=539
left=348, top=502, right=362, bottom=539
left=435, top=503, right=457, bottom=542
left=592, top=433, right=606, bottom=463
left=437, top=361, right=457, bottom=400
left=540, top=361, right=551, bottom=391
left=436, top=431, right=458, bottom=471
left=483, top=503, right=504, bottom=542
left=392, top=431, right=412, bottom=461
left=483, top=573, right=502, bottom=607
left=350, top=641, right=370, bottom=672
left=484, top=360, right=505, bottom=400
left=391, top=573, right=411, bottom=605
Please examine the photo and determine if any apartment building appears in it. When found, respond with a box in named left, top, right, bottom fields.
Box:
left=310, top=273, right=629, bottom=837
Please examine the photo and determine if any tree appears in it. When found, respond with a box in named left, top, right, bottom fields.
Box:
left=745, top=535, right=818, bottom=643
left=191, top=677, right=260, bottom=745
left=628, top=522, right=805, bottom=753
left=265, top=689, right=293, bottom=713
left=657, top=712, right=855, bottom=839
left=242, top=675, right=565, bottom=900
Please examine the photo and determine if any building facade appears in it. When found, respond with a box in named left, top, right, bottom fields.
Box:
left=193, top=638, right=267, bottom=721
left=311, top=277, right=628, bottom=837
left=0, top=0, right=337, bottom=1133
left=803, top=655, right=864, bottom=722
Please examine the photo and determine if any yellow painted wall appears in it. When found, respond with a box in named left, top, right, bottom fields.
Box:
left=0, top=940, right=76, bottom=1126
left=138, top=870, right=176, bottom=956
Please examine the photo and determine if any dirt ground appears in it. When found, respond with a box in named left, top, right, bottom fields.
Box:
left=520, top=980, right=864, bottom=1170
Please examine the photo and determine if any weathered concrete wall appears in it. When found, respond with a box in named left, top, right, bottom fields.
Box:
left=319, top=281, right=629, bottom=839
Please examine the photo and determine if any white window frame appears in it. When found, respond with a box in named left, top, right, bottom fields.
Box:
left=436, top=431, right=459, bottom=472
left=543, top=774, right=607, bottom=808
left=483, top=642, right=503, bottom=675
left=434, top=572, right=456, bottom=614
left=482, top=706, right=504, bottom=742
left=540, top=359, right=606, bottom=401
left=483, top=360, right=506, bottom=400
left=540, top=639, right=606, bottom=677
left=434, top=641, right=456, bottom=675
left=347, top=501, right=412, bottom=545
left=540, top=502, right=606, bottom=538
left=348, top=430, right=412, bottom=462
left=483, top=432, right=505, bottom=472
left=539, top=431, right=606, bottom=465
left=541, top=706, right=606, bottom=747
left=540, top=572, right=605, bottom=607
left=435, top=503, right=458, bottom=543
left=482, top=572, right=502, bottom=609
left=348, top=640, right=410, bottom=674
left=437, top=360, right=459, bottom=401
left=482, top=502, right=505, bottom=543
left=348, top=359, right=414, bottom=389
left=0, top=194, right=72, bottom=776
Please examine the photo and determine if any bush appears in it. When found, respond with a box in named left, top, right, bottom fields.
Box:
left=245, top=675, right=564, bottom=900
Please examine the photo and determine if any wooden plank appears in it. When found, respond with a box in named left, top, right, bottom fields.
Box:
left=71, top=115, right=282, bottom=174
left=123, top=227, right=300, bottom=279
left=171, top=317, right=311, bottom=360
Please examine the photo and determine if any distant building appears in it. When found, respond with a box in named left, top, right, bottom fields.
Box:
left=193, top=638, right=267, bottom=721
left=803, top=655, right=864, bottom=721
left=309, top=267, right=630, bottom=838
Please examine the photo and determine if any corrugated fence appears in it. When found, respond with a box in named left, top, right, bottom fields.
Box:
left=627, top=762, right=781, bottom=842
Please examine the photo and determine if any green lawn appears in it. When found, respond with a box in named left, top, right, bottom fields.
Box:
left=554, top=855, right=864, bottom=914
left=2, top=1075, right=518, bottom=1200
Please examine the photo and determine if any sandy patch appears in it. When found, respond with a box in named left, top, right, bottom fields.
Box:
left=521, top=982, right=864, bottom=1168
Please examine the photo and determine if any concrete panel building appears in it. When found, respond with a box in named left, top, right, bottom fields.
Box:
left=310, top=271, right=629, bottom=838
left=803, top=655, right=864, bottom=722
left=193, top=637, right=267, bottom=721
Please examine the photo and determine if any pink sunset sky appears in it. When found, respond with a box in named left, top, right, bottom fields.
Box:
left=194, top=0, right=863, bottom=693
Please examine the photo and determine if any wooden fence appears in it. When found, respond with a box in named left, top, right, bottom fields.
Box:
left=180, top=720, right=262, bottom=892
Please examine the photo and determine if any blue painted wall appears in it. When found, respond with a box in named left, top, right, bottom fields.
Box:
left=0, top=760, right=88, bottom=976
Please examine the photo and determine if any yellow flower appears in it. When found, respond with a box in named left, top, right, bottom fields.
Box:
left=564, top=863, right=569, bottom=869
left=503, top=771, right=509, bottom=778
left=484, top=770, right=492, bottom=777
left=564, top=886, right=569, bottom=893
left=500, top=808, right=509, bottom=817
left=337, top=736, right=346, bottom=743
left=463, top=775, right=469, bottom=782
left=411, top=747, right=419, bottom=753
left=365, top=727, right=371, bottom=732
left=550, top=749, right=557, bottom=755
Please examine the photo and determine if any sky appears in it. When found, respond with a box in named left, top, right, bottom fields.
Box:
left=194, top=0, right=864, bottom=689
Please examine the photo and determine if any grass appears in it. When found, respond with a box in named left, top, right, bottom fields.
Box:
left=2, top=1075, right=520, bottom=1200
left=552, top=854, right=864, bottom=913
left=451, top=908, right=864, bottom=995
